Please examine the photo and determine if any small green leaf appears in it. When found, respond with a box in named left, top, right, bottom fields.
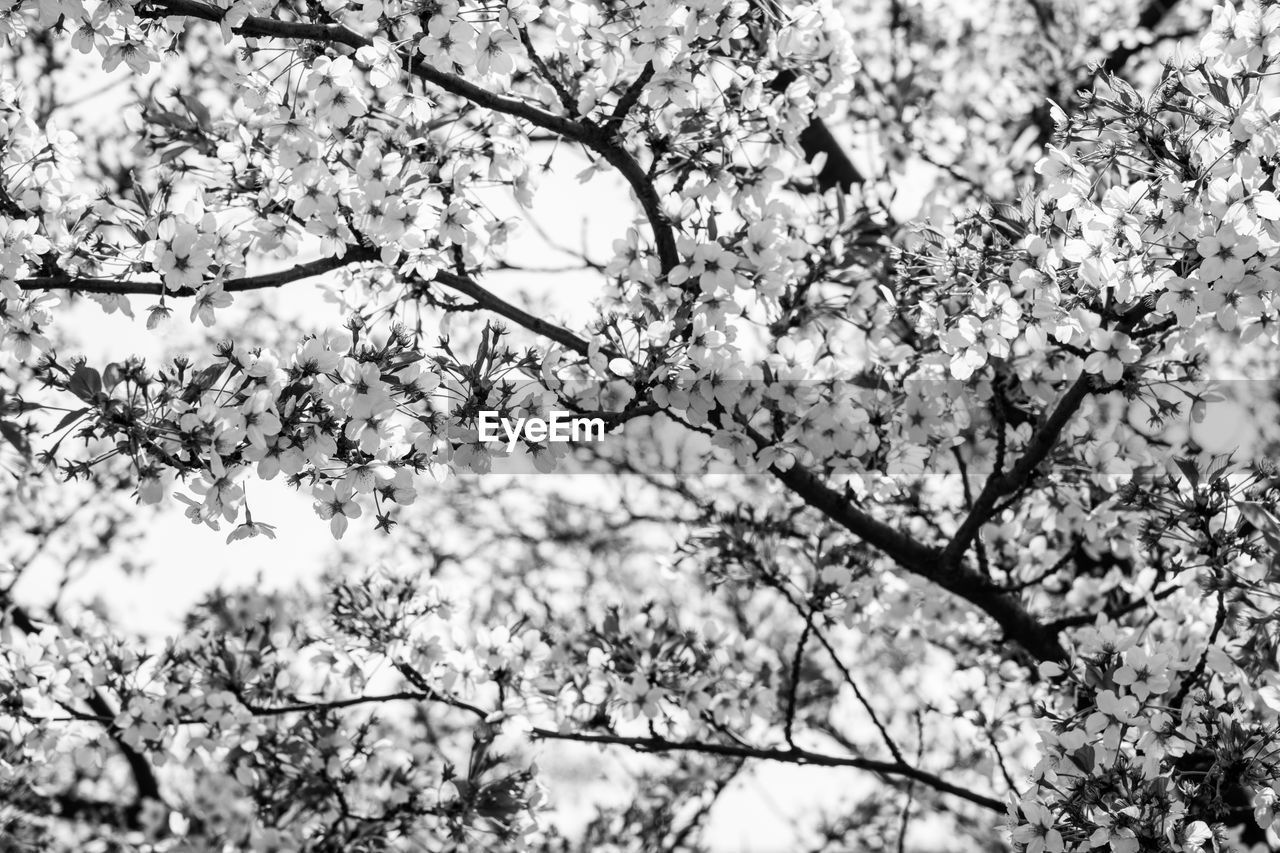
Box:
left=1173, top=457, right=1200, bottom=489
left=179, top=93, right=212, bottom=131
left=102, top=363, right=124, bottom=392
left=0, top=420, right=31, bottom=459
left=1238, top=501, right=1280, bottom=554
left=181, top=363, right=226, bottom=403
left=48, top=407, right=89, bottom=435
left=159, top=143, right=192, bottom=165
left=67, top=365, right=103, bottom=402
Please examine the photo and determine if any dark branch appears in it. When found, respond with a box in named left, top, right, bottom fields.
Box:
left=607, top=61, right=655, bottom=129
left=18, top=251, right=603, bottom=360
left=771, top=69, right=866, bottom=193
left=527, top=727, right=1005, bottom=813
left=1029, top=0, right=1186, bottom=146
left=768, top=457, right=1067, bottom=663
left=18, top=249, right=380, bottom=297
left=20, top=246, right=1063, bottom=661
left=943, top=375, right=1093, bottom=571
left=1099, top=0, right=1183, bottom=75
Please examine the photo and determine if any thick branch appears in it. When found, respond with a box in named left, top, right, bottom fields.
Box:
left=590, top=132, right=680, bottom=274
left=527, top=727, right=1004, bottom=813
left=607, top=62, right=655, bottom=129
left=799, top=117, right=867, bottom=193
left=18, top=252, right=600, bottom=358
left=770, top=70, right=866, bottom=193
left=771, top=460, right=1066, bottom=663
left=769, top=462, right=936, bottom=571
left=18, top=249, right=379, bottom=297
left=942, top=374, right=1093, bottom=570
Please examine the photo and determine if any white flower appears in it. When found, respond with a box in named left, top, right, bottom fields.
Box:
left=313, top=482, right=361, bottom=538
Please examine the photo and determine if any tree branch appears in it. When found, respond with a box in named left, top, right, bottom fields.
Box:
left=606, top=62, right=655, bottom=129
left=765, top=577, right=906, bottom=764
left=768, top=70, right=866, bottom=193
left=1029, top=0, right=1186, bottom=146
left=18, top=251, right=603, bottom=359
left=17, top=249, right=380, bottom=297
left=942, top=374, right=1093, bottom=571
left=767, top=458, right=1067, bottom=663
left=527, top=727, right=1004, bottom=813
left=428, top=270, right=600, bottom=358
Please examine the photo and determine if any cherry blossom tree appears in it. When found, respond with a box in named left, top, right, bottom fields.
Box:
left=4, top=0, right=1280, bottom=850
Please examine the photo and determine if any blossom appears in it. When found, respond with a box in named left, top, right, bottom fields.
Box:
left=669, top=241, right=746, bottom=294
left=1012, top=801, right=1065, bottom=853
left=1035, top=145, right=1088, bottom=210
left=152, top=217, right=212, bottom=293
left=190, top=283, right=233, bottom=326
left=293, top=337, right=343, bottom=376
left=1155, top=276, right=1205, bottom=327
left=418, top=16, right=477, bottom=66
left=334, top=359, right=395, bottom=419
left=1181, top=819, right=1215, bottom=851
left=186, top=454, right=244, bottom=525
left=1113, top=647, right=1172, bottom=700
left=313, top=483, right=361, bottom=539
left=225, top=508, right=278, bottom=544
left=1253, top=787, right=1277, bottom=830
left=101, top=40, right=155, bottom=74
left=305, top=56, right=365, bottom=125
left=475, top=27, right=519, bottom=77
left=1087, top=690, right=1142, bottom=734
left=1196, top=224, right=1257, bottom=284
left=239, top=390, right=282, bottom=448
left=341, top=460, right=394, bottom=494
left=945, top=315, right=990, bottom=380
left=1084, top=440, right=1134, bottom=491
left=354, top=38, right=401, bottom=88
left=1083, top=330, right=1140, bottom=383
left=378, top=468, right=417, bottom=506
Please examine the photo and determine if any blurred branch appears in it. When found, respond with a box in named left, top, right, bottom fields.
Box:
left=1029, top=0, right=1188, bottom=145
left=1, top=601, right=162, bottom=818
left=1099, top=0, right=1183, bottom=75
